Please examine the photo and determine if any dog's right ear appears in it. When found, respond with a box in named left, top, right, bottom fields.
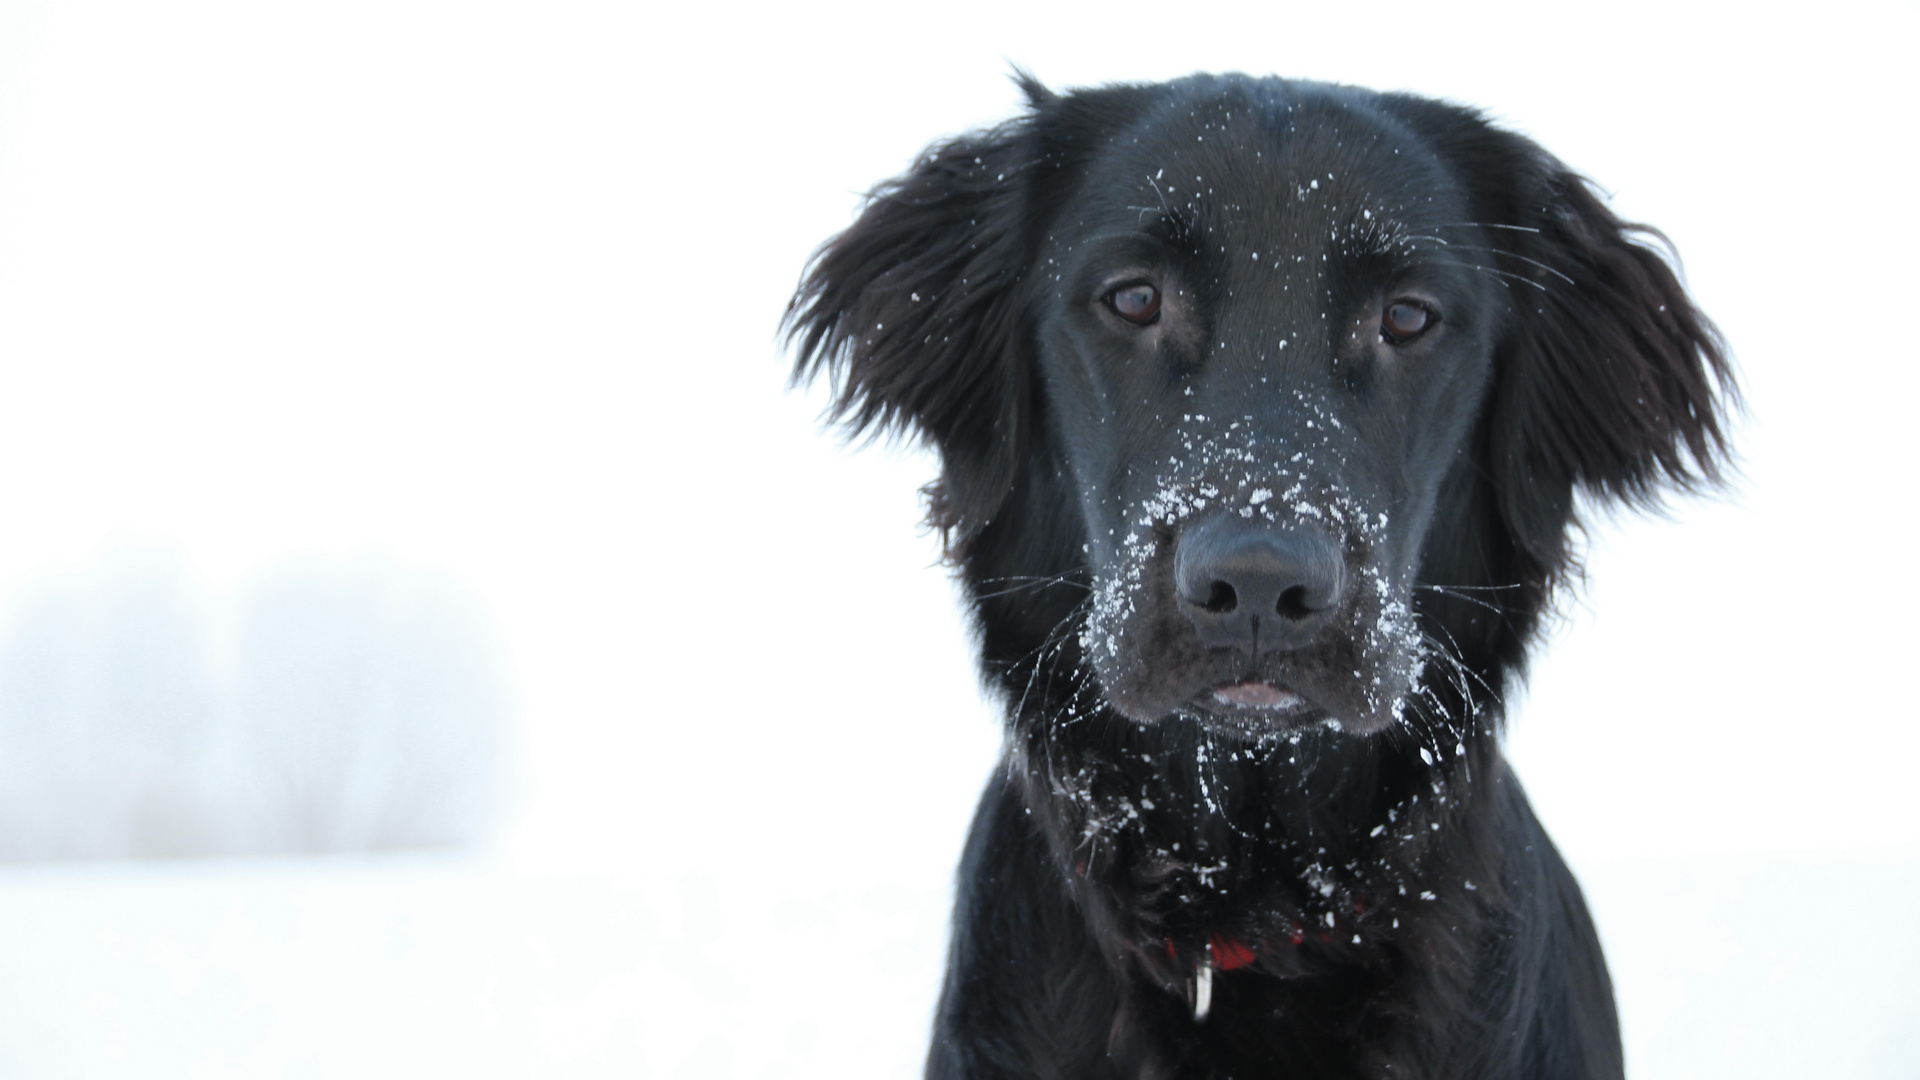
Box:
left=785, top=114, right=1038, bottom=550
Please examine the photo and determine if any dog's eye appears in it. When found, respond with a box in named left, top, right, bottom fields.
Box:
left=1106, top=283, right=1162, bottom=325
left=1381, top=301, right=1436, bottom=344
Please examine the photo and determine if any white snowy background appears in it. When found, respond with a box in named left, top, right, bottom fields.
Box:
left=0, top=0, right=1914, bottom=1076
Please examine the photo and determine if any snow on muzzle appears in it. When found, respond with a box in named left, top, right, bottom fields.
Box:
left=1078, top=467, right=1425, bottom=736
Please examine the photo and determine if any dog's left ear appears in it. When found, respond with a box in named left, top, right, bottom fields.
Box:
left=785, top=109, right=1041, bottom=551
left=1393, top=99, right=1738, bottom=578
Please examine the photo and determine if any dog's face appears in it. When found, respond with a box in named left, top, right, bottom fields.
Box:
left=790, top=74, right=1729, bottom=746
left=1034, top=88, right=1501, bottom=737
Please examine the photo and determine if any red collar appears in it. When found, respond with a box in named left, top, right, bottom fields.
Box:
left=1170, top=936, right=1255, bottom=1023
left=1166, top=933, right=1259, bottom=970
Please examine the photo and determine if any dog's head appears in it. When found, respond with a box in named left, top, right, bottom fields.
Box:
left=789, top=75, right=1731, bottom=741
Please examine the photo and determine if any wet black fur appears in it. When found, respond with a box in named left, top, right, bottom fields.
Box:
left=788, top=74, right=1732, bottom=1080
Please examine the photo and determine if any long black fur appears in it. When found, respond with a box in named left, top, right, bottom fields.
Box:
left=788, top=74, right=1733, bottom=1080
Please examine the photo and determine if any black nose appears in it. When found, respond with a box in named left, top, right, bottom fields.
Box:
left=1174, top=516, right=1346, bottom=654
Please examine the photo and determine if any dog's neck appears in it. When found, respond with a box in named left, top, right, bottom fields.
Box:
left=1003, top=689, right=1509, bottom=987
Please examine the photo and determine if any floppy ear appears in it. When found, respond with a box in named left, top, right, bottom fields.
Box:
left=785, top=113, right=1038, bottom=549
left=1396, top=103, right=1737, bottom=579
left=1491, top=164, right=1735, bottom=574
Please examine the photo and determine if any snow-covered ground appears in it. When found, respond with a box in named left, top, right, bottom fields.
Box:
left=0, top=0, right=1914, bottom=1075
left=0, top=850, right=1912, bottom=1078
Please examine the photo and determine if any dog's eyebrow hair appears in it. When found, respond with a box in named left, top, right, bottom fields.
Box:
left=1401, top=236, right=1576, bottom=286
left=1128, top=174, right=1197, bottom=236
left=1429, top=221, right=1544, bottom=234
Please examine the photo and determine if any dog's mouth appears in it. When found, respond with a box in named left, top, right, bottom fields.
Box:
left=1207, top=680, right=1308, bottom=712
left=1168, top=673, right=1406, bottom=743
left=1179, top=679, right=1332, bottom=736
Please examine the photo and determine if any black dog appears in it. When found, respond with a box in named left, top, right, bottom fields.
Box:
left=788, top=74, right=1731, bottom=1080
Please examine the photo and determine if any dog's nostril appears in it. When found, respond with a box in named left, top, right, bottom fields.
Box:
left=1174, top=517, right=1346, bottom=652
left=1276, top=585, right=1312, bottom=620
left=1203, top=580, right=1239, bottom=613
